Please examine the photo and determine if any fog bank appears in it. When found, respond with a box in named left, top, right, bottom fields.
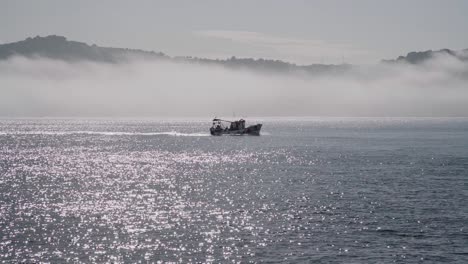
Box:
left=1, top=55, right=467, bottom=117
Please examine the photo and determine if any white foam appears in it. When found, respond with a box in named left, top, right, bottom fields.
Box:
left=0, top=131, right=210, bottom=137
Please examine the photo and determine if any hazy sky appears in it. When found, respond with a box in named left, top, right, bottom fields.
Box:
left=2, top=0, right=468, bottom=64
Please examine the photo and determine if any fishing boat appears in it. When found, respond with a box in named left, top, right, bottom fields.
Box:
left=210, top=118, right=262, bottom=136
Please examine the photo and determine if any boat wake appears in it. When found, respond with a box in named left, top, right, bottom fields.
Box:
left=0, top=131, right=210, bottom=137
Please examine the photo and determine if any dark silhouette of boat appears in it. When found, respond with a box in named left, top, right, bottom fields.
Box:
left=210, top=118, right=262, bottom=136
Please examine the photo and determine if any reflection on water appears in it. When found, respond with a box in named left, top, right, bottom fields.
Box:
left=1, top=118, right=467, bottom=262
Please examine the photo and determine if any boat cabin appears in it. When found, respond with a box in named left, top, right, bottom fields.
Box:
left=212, top=118, right=245, bottom=131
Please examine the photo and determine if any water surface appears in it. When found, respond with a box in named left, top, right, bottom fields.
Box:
left=1, top=118, right=467, bottom=263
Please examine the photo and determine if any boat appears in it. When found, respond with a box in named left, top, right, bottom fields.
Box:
left=210, top=118, right=262, bottom=136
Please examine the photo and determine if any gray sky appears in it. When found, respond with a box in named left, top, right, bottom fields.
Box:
left=2, top=0, right=468, bottom=64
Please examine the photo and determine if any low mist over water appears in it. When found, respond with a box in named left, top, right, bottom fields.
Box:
left=1, top=54, right=467, bottom=117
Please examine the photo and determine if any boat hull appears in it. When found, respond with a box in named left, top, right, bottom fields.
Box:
left=210, top=124, right=262, bottom=136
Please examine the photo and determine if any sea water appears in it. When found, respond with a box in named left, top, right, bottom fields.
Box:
left=0, top=118, right=467, bottom=263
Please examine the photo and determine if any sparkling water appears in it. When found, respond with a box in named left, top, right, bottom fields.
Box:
left=1, top=118, right=467, bottom=263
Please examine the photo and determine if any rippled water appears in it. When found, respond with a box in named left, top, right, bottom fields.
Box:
left=1, top=118, right=467, bottom=263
